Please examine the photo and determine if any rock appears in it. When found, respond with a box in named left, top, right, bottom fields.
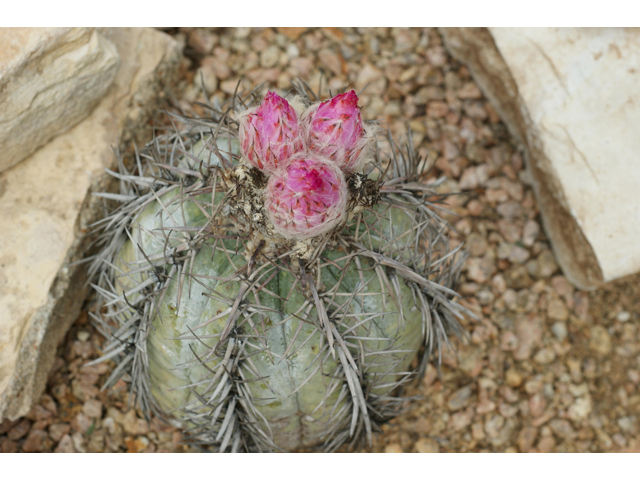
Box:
left=290, top=57, right=313, bottom=78
left=458, top=346, right=483, bottom=378
left=0, top=418, right=19, bottom=435
left=491, top=274, right=507, bottom=295
left=448, top=407, right=474, bottom=432
left=466, top=257, right=497, bottom=283
left=121, top=410, right=149, bottom=436
left=617, top=311, right=631, bottom=323
left=457, top=82, right=483, bottom=100
left=526, top=250, right=559, bottom=280
left=414, top=438, right=440, bottom=453
left=514, top=315, right=543, bottom=360
left=498, top=243, right=530, bottom=265
left=23, top=429, right=50, bottom=452
left=384, top=443, right=403, bottom=453
left=505, top=369, right=523, bottom=388
left=275, top=27, right=307, bottom=41
left=534, top=347, right=556, bottom=365
left=447, top=385, right=473, bottom=411
left=0, top=28, right=183, bottom=423
left=425, top=46, right=447, bottom=67
left=440, top=27, right=640, bottom=289
left=48, top=423, right=70, bottom=442
left=259, top=45, right=280, bottom=69
left=458, top=167, right=479, bottom=190
left=618, top=417, right=638, bottom=435
left=70, top=412, right=93, bottom=435
left=356, top=64, right=386, bottom=95
left=500, top=331, right=518, bottom=351
left=549, top=419, right=577, bottom=440
left=505, top=265, right=533, bottom=290
left=517, top=427, right=538, bottom=452
left=414, top=86, right=445, bottom=104
left=82, top=399, right=103, bottom=419
left=7, top=418, right=31, bottom=440
left=187, top=29, right=217, bottom=56
left=54, top=434, right=75, bottom=453
left=201, top=55, right=230, bottom=81
left=547, top=297, right=569, bottom=321
left=427, top=101, right=449, bottom=118
left=522, top=220, right=540, bottom=247
left=496, top=201, right=524, bottom=220
left=498, top=220, right=522, bottom=243
left=589, top=325, right=612, bottom=356
left=484, top=414, right=504, bottom=439
left=0, top=28, right=119, bottom=173
left=318, top=48, right=343, bottom=76
left=551, top=322, right=568, bottom=342
left=568, top=396, right=593, bottom=421
left=394, top=29, right=419, bottom=54
left=194, top=64, right=218, bottom=94
left=466, top=233, right=488, bottom=257
left=0, top=437, right=18, bottom=453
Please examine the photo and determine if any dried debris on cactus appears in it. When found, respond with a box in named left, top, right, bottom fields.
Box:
left=87, top=81, right=474, bottom=452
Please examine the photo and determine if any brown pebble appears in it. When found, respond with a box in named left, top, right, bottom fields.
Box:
left=49, top=423, right=71, bottom=442
left=537, top=435, right=556, bottom=453
left=23, top=429, right=50, bottom=453
left=517, top=427, right=538, bottom=452
left=427, top=101, right=449, bottom=118
left=54, top=434, right=76, bottom=453
left=7, top=419, right=31, bottom=441
left=0, top=418, right=19, bottom=435
left=0, top=437, right=18, bottom=453
left=415, top=438, right=440, bottom=453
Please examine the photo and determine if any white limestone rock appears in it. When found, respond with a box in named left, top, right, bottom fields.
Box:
left=0, top=28, right=183, bottom=422
left=0, top=28, right=119, bottom=173
left=440, top=27, right=640, bottom=289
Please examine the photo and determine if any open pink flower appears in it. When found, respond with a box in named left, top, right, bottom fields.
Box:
left=265, top=154, right=347, bottom=240
left=301, top=90, right=376, bottom=173
left=238, top=92, right=304, bottom=174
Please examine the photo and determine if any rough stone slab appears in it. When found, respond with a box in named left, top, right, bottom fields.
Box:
left=440, top=27, right=640, bottom=290
left=0, top=28, right=119, bottom=173
left=0, top=28, right=183, bottom=422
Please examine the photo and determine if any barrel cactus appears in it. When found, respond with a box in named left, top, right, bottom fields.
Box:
left=89, top=83, right=470, bottom=452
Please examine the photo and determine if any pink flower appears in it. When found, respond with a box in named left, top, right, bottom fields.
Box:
left=238, top=92, right=304, bottom=174
left=265, top=154, right=348, bottom=240
left=301, top=90, right=376, bottom=173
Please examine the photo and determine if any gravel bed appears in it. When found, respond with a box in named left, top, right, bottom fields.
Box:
left=2, top=27, right=639, bottom=453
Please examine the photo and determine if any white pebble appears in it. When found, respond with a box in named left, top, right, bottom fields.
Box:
left=617, top=311, right=631, bottom=322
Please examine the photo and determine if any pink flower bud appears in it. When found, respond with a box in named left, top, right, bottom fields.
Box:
left=265, top=154, right=348, bottom=240
left=238, top=92, right=304, bottom=174
left=301, top=90, right=376, bottom=173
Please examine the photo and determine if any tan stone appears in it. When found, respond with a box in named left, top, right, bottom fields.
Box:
left=440, top=28, right=640, bottom=290
left=0, top=28, right=119, bottom=172
left=0, top=28, right=182, bottom=422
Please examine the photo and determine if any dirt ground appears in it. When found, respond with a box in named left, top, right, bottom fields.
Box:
left=1, top=28, right=639, bottom=453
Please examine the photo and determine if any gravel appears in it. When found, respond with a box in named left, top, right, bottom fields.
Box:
left=2, top=27, right=639, bottom=453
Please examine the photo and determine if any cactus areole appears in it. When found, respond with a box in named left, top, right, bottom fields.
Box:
left=90, top=86, right=470, bottom=452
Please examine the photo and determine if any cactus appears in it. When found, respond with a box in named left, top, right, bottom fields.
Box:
left=89, top=84, right=470, bottom=452
left=265, top=154, right=348, bottom=240
left=238, top=91, right=304, bottom=173
left=301, top=90, right=376, bottom=173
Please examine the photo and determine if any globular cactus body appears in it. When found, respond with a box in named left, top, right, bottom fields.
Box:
left=91, top=87, right=469, bottom=452
left=120, top=191, right=424, bottom=451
